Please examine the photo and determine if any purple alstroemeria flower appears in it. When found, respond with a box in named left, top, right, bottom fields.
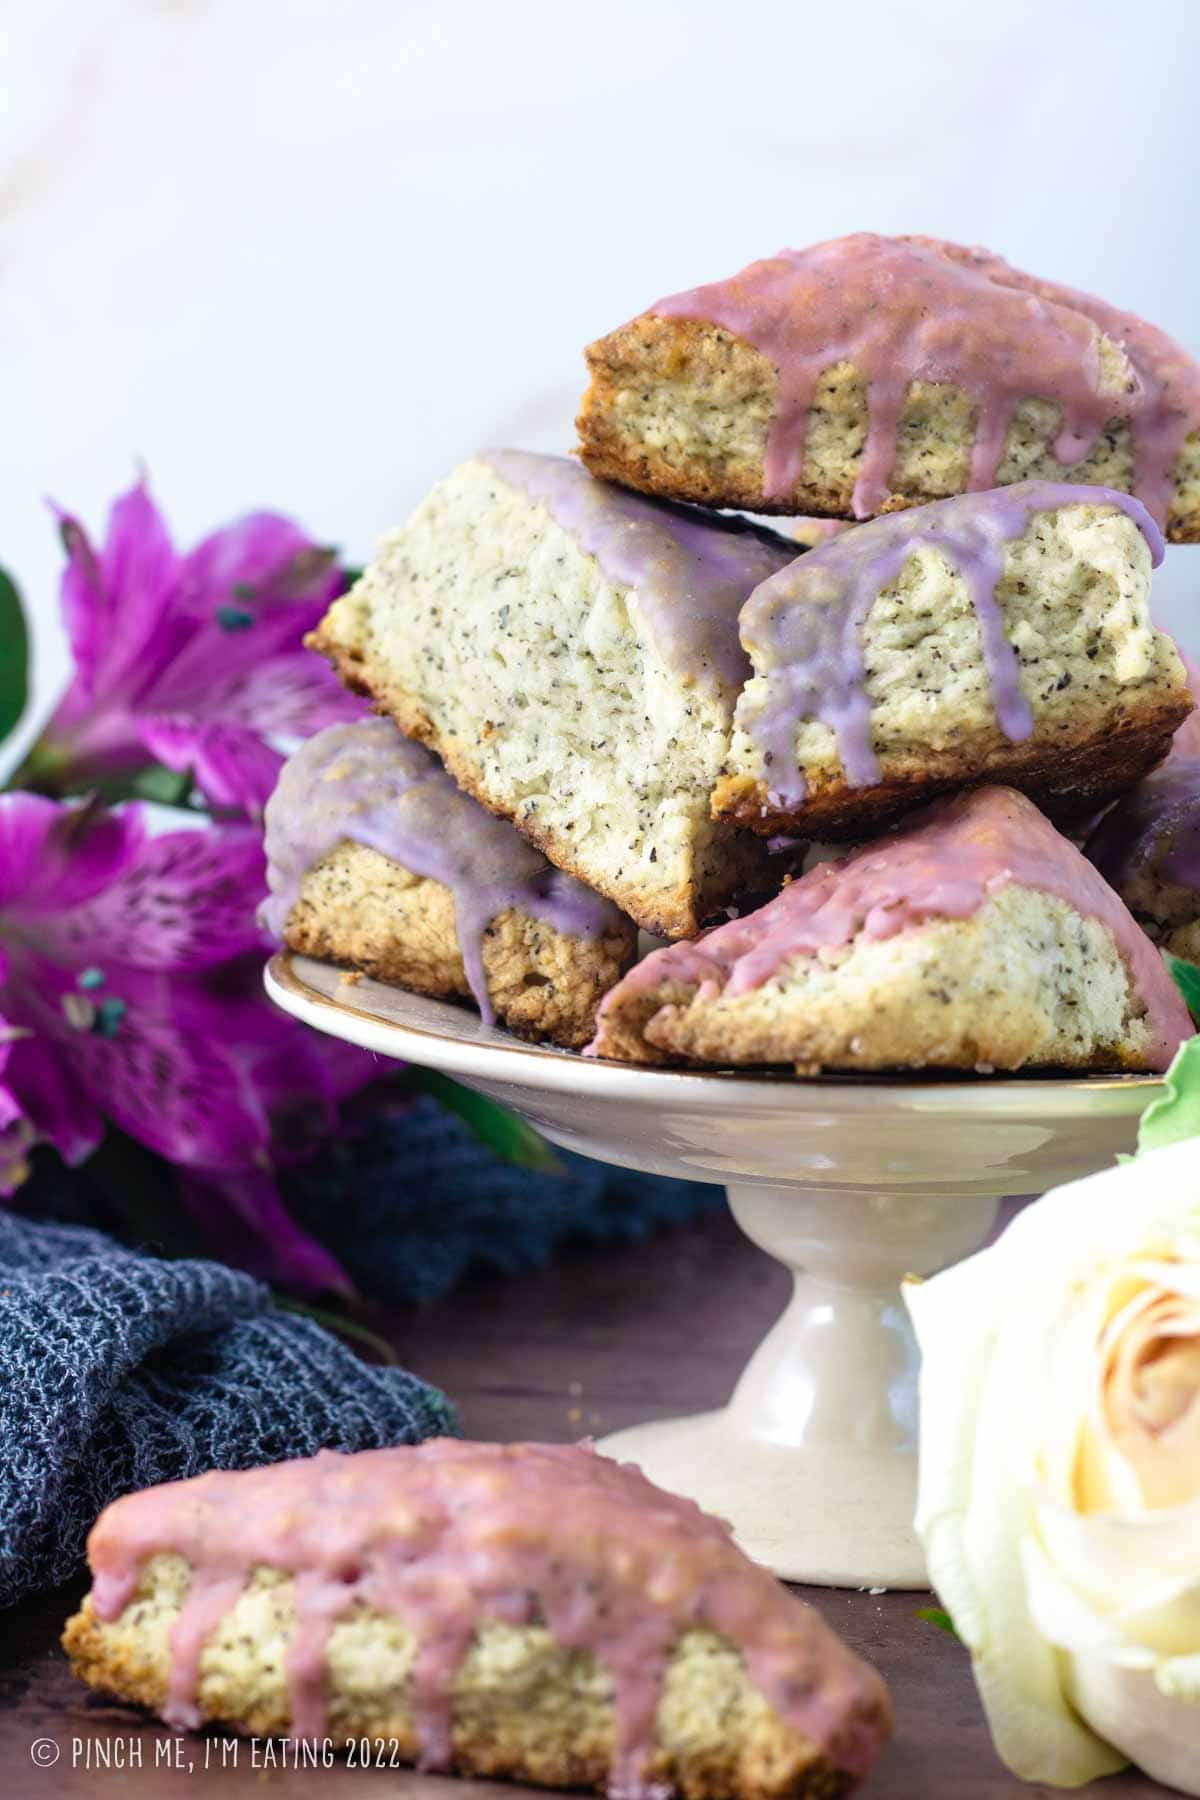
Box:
left=0, top=793, right=376, bottom=1291
left=35, top=476, right=362, bottom=814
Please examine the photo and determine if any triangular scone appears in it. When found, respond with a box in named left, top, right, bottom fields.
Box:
left=577, top=233, right=1200, bottom=539
left=308, top=451, right=796, bottom=938
left=589, top=788, right=1192, bottom=1074
left=261, top=719, right=635, bottom=1048
left=63, top=1441, right=891, bottom=1800
left=1087, top=758, right=1200, bottom=965
left=713, top=482, right=1191, bottom=839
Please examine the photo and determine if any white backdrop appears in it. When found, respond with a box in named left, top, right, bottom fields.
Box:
left=3, top=0, right=1198, bottom=761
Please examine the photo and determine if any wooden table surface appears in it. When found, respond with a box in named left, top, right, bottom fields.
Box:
left=0, top=1207, right=1162, bottom=1799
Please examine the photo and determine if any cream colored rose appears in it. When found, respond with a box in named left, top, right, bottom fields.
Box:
left=905, top=1136, right=1200, bottom=1791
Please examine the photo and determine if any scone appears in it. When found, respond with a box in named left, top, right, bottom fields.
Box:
left=588, top=787, right=1191, bottom=1075
left=308, top=450, right=796, bottom=938
left=577, top=232, right=1200, bottom=539
left=1086, top=759, right=1200, bottom=963
left=261, top=718, right=634, bottom=1048
left=712, top=482, right=1191, bottom=840
left=62, top=1440, right=892, bottom=1800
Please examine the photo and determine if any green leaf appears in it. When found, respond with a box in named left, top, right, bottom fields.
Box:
left=0, top=565, right=30, bottom=746
left=127, top=763, right=196, bottom=807
left=1135, top=1034, right=1200, bottom=1158
left=915, top=1606, right=960, bottom=1639
left=1166, top=954, right=1200, bottom=1026
left=411, top=1068, right=562, bottom=1173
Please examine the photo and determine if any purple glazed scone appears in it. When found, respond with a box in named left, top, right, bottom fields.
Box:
left=306, top=451, right=798, bottom=939
left=711, top=483, right=1189, bottom=839
left=1087, top=757, right=1200, bottom=964
left=262, top=718, right=634, bottom=1048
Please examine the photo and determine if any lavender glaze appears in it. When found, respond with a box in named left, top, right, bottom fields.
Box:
left=480, top=450, right=794, bottom=694
left=1087, top=758, right=1200, bottom=893
left=85, top=1440, right=890, bottom=1795
left=261, top=719, right=622, bottom=1024
left=588, top=787, right=1191, bottom=1072
left=734, top=480, right=1163, bottom=809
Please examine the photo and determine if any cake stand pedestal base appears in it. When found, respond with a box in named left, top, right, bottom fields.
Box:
left=600, top=1181, right=998, bottom=1585
left=265, top=955, right=1161, bottom=1590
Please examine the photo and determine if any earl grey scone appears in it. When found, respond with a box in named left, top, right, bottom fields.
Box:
left=309, top=451, right=797, bottom=938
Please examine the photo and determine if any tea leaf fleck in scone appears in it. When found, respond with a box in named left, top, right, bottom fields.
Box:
left=307, top=452, right=796, bottom=939
left=577, top=232, right=1200, bottom=539
left=63, top=1440, right=891, bottom=1800
left=261, top=718, right=634, bottom=1048
left=588, top=787, right=1192, bottom=1076
left=714, top=482, right=1190, bottom=839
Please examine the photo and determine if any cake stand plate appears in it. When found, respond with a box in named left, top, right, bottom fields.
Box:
left=266, top=952, right=1162, bottom=1589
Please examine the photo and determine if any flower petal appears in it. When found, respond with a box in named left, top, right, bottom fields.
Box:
left=2, top=1031, right=104, bottom=1167
left=12, top=956, right=269, bottom=1171
left=195, top=648, right=364, bottom=739
left=179, top=512, right=340, bottom=618
left=139, top=717, right=285, bottom=815
left=178, top=1164, right=352, bottom=1294
left=48, top=823, right=268, bottom=970
left=49, top=480, right=185, bottom=718
left=0, top=795, right=144, bottom=915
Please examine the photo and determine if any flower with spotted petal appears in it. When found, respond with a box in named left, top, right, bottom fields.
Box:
left=0, top=793, right=374, bottom=1291
left=29, top=477, right=362, bottom=814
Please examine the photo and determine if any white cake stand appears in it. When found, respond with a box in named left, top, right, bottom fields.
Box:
left=266, top=952, right=1162, bottom=1589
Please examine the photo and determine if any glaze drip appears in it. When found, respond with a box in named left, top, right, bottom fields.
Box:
left=85, top=1440, right=890, bottom=1795
left=480, top=450, right=795, bottom=695
left=1087, top=757, right=1200, bottom=893
left=649, top=233, right=1144, bottom=516
left=588, top=787, right=1191, bottom=1073
left=901, top=238, right=1200, bottom=530
left=734, top=481, right=1163, bottom=809
left=261, top=719, right=623, bottom=1023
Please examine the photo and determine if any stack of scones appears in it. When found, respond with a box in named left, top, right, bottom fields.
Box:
left=263, top=232, right=1200, bottom=1076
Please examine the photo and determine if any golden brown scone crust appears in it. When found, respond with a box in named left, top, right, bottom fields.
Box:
left=577, top=315, right=1200, bottom=542
left=589, top=885, right=1161, bottom=1075
left=308, top=624, right=771, bottom=941
left=64, top=1564, right=862, bottom=1800
left=283, top=840, right=633, bottom=1049
left=711, top=690, right=1191, bottom=840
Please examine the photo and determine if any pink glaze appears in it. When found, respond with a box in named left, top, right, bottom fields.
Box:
left=903, top=238, right=1200, bottom=531
left=647, top=234, right=1196, bottom=524
left=85, top=1440, right=890, bottom=1795
left=588, top=787, right=1191, bottom=1071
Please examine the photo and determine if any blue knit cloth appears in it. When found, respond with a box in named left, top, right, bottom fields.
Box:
left=0, top=1211, right=455, bottom=1610
left=289, top=1097, right=722, bottom=1302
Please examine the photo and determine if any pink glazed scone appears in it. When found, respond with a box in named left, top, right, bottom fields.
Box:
left=63, top=1440, right=891, bottom=1800
left=588, top=787, right=1191, bottom=1075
